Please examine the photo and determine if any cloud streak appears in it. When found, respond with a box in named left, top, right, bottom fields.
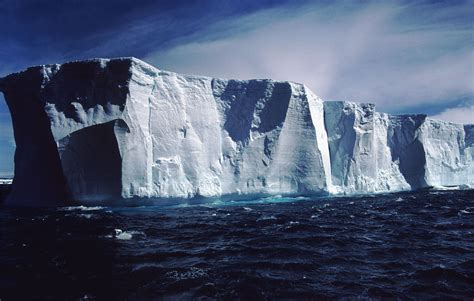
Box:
left=432, top=101, right=474, bottom=124
left=0, top=0, right=297, bottom=75
left=145, top=1, right=473, bottom=119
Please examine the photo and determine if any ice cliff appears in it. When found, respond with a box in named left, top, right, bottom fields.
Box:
left=324, top=102, right=473, bottom=194
left=0, top=57, right=472, bottom=205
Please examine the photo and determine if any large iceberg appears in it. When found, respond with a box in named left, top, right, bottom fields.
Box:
left=0, top=58, right=472, bottom=205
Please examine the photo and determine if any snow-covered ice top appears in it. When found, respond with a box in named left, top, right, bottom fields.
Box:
left=0, top=57, right=472, bottom=205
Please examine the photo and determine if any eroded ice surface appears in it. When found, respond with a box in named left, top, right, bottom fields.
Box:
left=0, top=58, right=472, bottom=205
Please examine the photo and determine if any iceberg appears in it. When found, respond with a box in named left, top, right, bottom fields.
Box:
left=0, top=57, right=472, bottom=205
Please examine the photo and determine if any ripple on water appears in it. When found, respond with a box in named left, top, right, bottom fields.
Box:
left=0, top=189, right=473, bottom=299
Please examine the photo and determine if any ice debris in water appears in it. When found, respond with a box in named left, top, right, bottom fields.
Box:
left=112, top=229, right=145, bottom=240
left=114, top=229, right=132, bottom=240
left=60, top=206, right=105, bottom=211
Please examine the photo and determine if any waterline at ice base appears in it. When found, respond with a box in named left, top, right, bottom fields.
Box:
left=0, top=57, right=472, bottom=206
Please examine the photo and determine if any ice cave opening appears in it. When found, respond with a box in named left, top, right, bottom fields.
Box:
left=58, top=120, right=122, bottom=201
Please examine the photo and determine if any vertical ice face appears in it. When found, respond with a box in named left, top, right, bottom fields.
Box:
left=324, top=102, right=473, bottom=194
left=213, top=79, right=290, bottom=195
left=148, top=70, right=222, bottom=198
left=260, top=83, right=331, bottom=194
left=141, top=76, right=332, bottom=199
left=118, top=60, right=155, bottom=198
left=373, top=113, right=411, bottom=192
left=463, top=125, right=474, bottom=185
left=382, top=115, right=473, bottom=189
left=385, top=114, right=428, bottom=189
left=0, top=57, right=472, bottom=205
left=324, top=101, right=376, bottom=193
left=418, top=119, right=473, bottom=187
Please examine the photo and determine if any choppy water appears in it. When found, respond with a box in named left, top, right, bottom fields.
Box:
left=1, top=190, right=473, bottom=300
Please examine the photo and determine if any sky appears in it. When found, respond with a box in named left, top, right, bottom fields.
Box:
left=0, top=0, right=473, bottom=176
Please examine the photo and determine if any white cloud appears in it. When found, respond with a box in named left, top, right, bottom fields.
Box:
left=431, top=104, right=474, bottom=124
left=145, top=1, right=473, bottom=113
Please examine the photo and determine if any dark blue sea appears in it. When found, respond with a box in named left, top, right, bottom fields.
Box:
left=1, top=190, right=473, bottom=300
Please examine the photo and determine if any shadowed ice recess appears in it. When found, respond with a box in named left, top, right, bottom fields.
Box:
left=0, top=57, right=472, bottom=206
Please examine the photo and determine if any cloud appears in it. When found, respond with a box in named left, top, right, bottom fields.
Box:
left=431, top=102, right=474, bottom=124
left=0, top=0, right=297, bottom=75
left=145, top=1, right=473, bottom=114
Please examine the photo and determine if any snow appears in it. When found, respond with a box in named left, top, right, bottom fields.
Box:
left=0, top=57, right=473, bottom=205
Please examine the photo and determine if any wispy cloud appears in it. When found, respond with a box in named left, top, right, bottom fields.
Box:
left=0, top=0, right=295, bottom=75
left=431, top=101, right=474, bottom=124
left=145, top=1, right=473, bottom=120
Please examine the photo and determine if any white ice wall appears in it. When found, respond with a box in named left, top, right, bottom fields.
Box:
left=121, top=65, right=332, bottom=199
left=419, top=119, right=473, bottom=187
left=1, top=57, right=472, bottom=205
left=324, top=102, right=473, bottom=194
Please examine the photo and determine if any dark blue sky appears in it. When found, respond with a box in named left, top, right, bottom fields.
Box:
left=0, top=0, right=306, bottom=74
left=0, top=0, right=473, bottom=176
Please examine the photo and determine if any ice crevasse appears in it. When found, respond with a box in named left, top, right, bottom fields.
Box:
left=0, top=57, right=472, bottom=205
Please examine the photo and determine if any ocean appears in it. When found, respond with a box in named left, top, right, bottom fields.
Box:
left=1, top=189, right=473, bottom=300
